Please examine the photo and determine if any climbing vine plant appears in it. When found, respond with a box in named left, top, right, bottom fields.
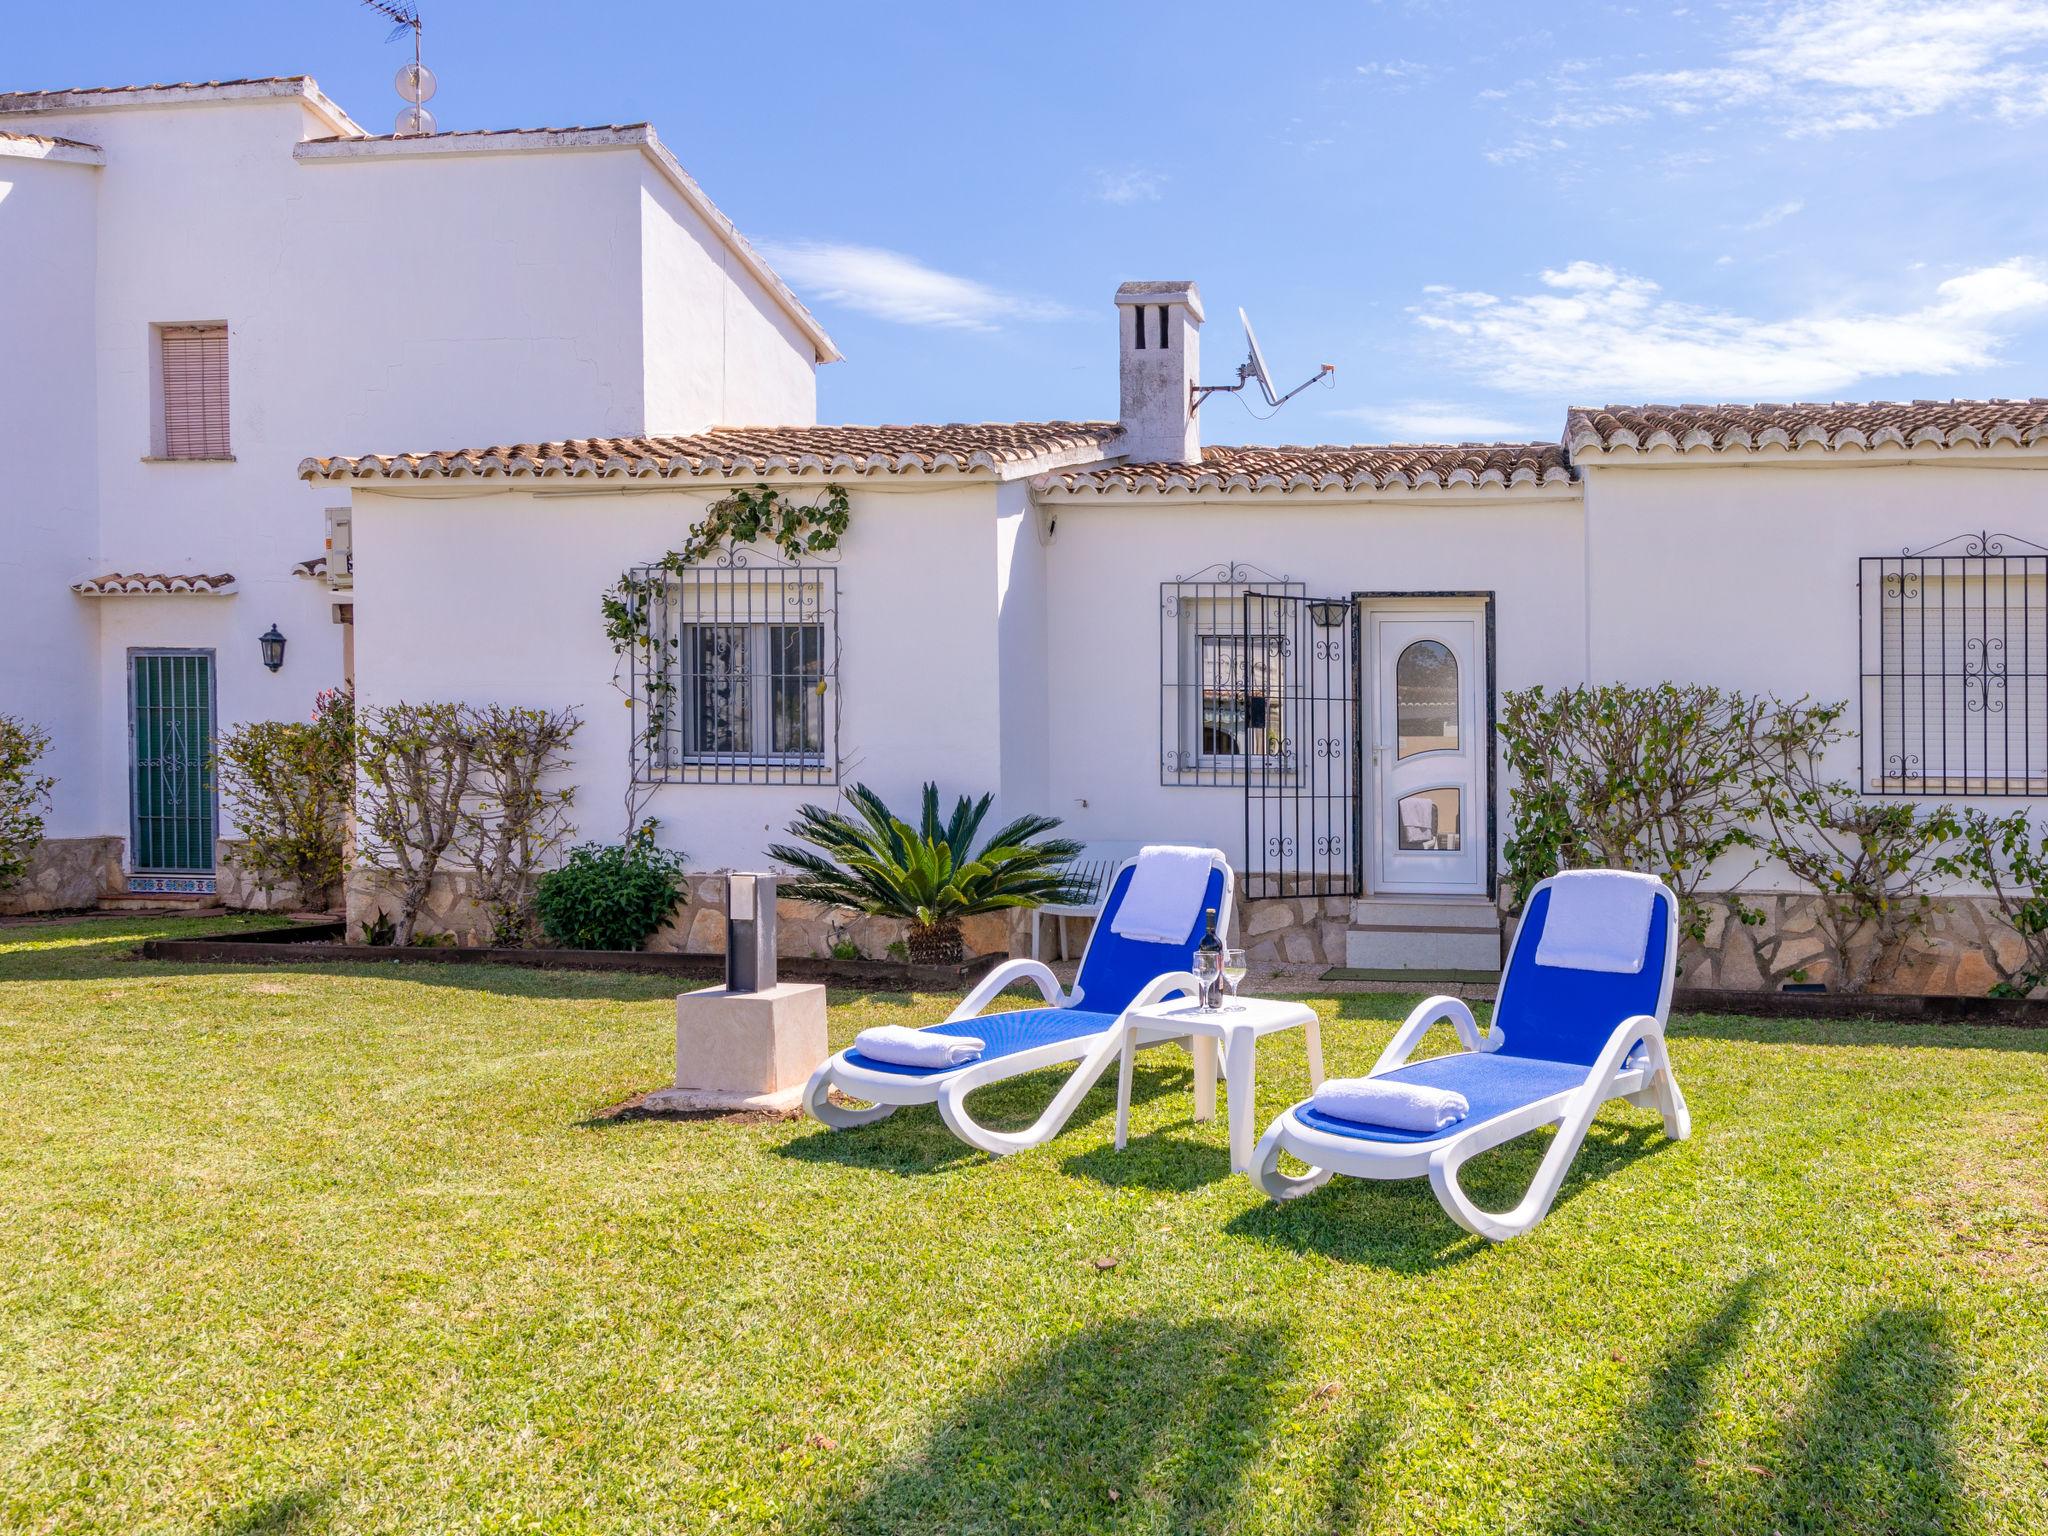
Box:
left=602, top=483, right=850, bottom=831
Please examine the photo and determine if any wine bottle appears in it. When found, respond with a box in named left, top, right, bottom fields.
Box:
left=1196, top=906, right=1223, bottom=1010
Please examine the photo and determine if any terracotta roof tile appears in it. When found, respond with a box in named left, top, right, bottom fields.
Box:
left=0, top=128, right=101, bottom=149
left=299, top=124, right=651, bottom=146
left=73, top=571, right=236, bottom=596
left=299, top=423, right=1126, bottom=482
left=0, top=76, right=307, bottom=104
left=1040, top=441, right=1574, bottom=495
left=291, top=556, right=328, bottom=579
left=1566, top=400, right=2048, bottom=455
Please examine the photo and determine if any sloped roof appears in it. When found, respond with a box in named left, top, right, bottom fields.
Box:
left=1566, top=400, right=2048, bottom=456
left=1039, top=441, right=1574, bottom=495
left=73, top=572, right=236, bottom=596
left=299, top=422, right=1126, bottom=482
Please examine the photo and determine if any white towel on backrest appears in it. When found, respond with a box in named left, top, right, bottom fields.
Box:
left=852, top=1026, right=985, bottom=1068
left=1532, top=869, right=1662, bottom=974
left=1108, top=845, right=1221, bottom=944
left=1313, top=1077, right=1469, bottom=1132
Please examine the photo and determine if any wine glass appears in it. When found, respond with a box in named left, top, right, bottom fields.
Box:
left=1192, top=947, right=1222, bottom=1012
left=1221, top=947, right=1248, bottom=1010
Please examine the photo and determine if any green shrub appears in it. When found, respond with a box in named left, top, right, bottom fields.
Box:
left=534, top=829, right=688, bottom=951
left=214, top=689, right=355, bottom=909
left=768, top=782, right=1081, bottom=965
left=1941, top=809, right=2048, bottom=997
left=0, top=715, right=55, bottom=893
left=1498, top=682, right=1838, bottom=943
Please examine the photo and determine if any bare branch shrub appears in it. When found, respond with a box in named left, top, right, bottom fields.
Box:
left=454, top=705, right=580, bottom=946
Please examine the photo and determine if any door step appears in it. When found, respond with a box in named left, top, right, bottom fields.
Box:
left=97, top=892, right=221, bottom=913
left=1346, top=895, right=1501, bottom=973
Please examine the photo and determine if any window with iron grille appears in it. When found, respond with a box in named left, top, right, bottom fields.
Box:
left=628, top=558, right=839, bottom=785
left=1160, top=562, right=1302, bottom=785
left=1859, top=531, right=2048, bottom=796
left=157, top=323, right=230, bottom=459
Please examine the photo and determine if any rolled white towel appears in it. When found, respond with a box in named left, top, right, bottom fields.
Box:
left=853, top=1025, right=986, bottom=1068
left=1313, top=1076, right=1470, bottom=1132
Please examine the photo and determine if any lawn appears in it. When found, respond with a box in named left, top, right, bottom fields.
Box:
left=1, top=916, right=2044, bottom=1534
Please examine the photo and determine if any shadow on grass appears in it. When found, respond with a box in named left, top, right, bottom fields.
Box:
left=1545, top=1279, right=1963, bottom=1535
left=1060, top=1120, right=1237, bottom=1192
left=210, top=1486, right=329, bottom=1534
left=775, top=1062, right=1191, bottom=1177
left=820, top=1313, right=1290, bottom=1535
left=1224, top=1118, right=1671, bottom=1272
left=1542, top=1273, right=1764, bottom=1533
left=1772, top=1303, right=1963, bottom=1535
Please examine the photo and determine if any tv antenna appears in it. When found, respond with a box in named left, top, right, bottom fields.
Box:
left=361, top=2, right=436, bottom=136
left=1190, top=308, right=1335, bottom=417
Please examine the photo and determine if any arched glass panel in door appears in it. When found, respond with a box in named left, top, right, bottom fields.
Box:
left=1396, top=640, right=1459, bottom=759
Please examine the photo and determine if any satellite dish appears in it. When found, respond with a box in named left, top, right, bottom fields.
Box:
left=396, top=61, right=437, bottom=104
left=395, top=104, right=437, bottom=135
left=1240, top=308, right=1279, bottom=407
left=1190, top=305, right=1338, bottom=417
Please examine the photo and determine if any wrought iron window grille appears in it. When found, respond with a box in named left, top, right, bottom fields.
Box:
left=1859, top=530, right=2047, bottom=797
left=1160, top=561, right=1304, bottom=786
left=625, top=549, right=840, bottom=787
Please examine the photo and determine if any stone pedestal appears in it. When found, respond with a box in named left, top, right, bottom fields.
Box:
left=640, top=982, right=829, bottom=1113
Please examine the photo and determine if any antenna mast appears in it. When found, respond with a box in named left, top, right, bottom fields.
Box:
left=360, top=2, right=436, bottom=136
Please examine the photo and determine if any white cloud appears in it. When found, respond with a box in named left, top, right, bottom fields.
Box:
left=1332, top=403, right=1544, bottom=441
left=1485, top=133, right=1568, bottom=164
left=1091, top=167, right=1167, bottom=205
left=1357, top=58, right=1437, bottom=88
left=1412, top=257, right=2048, bottom=399
left=1741, top=198, right=1805, bottom=231
left=759, top=242, right=1077, bottom=331
left=1623, top=0, right=2048, bottom=133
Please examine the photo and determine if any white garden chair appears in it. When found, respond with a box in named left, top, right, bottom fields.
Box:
left=1249, top=869, right=1690, bottom=1241
left=802, top=850, right=1233, bottom=1157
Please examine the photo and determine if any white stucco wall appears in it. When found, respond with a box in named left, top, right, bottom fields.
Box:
left=0, top=89, right=822, bottom=873
left=638, top=172, right=818, bottom=432
left=0, top=151, right=101, bottom=837
left=348, top=477, right=1007, bottom=872
left=1034, top=490, right=1589, bottom=872
left=1584, top=452, right=2048, bottom=891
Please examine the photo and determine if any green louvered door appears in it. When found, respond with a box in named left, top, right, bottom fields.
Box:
left=129, top=650, right=217, bottom=874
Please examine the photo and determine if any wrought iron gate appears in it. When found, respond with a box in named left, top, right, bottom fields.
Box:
left=1243, top=593, right=1360, bottom=899
left=129, top=649, right=217, bottom=873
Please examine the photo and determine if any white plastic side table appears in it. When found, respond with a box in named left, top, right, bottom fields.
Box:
left=1116, top=996, right=1324, bottom=1172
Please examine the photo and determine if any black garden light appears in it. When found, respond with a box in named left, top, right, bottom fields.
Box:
left=258, top=623, right=287, bottom=672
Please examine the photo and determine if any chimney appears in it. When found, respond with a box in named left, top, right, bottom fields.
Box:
left=1115, top=280, right=1204, bottom=464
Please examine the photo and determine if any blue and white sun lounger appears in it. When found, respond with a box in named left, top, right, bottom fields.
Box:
left=801, top=851, right=1234, bottom=1157
left=1249, top=870, right=1690, bottom=1241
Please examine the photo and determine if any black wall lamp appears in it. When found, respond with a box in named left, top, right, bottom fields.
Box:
left=258, top=623, right=288, bottom=672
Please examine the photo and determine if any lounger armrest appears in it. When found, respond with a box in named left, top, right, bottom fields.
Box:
left=1119, top=969, right=1204, bottom=1020
left=1371, top=994, right=1497, bottom=1076
left=945, top=958, right=1068, bottom=1022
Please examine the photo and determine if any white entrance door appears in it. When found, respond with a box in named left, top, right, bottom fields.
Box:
left=1367, top=607, right=1485, bottom=895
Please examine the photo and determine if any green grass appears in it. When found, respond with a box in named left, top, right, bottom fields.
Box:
left=1, top=915, right=2044, bottom=1534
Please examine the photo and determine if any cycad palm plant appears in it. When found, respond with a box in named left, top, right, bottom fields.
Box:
left=770, top=782, right=1083, bottom=965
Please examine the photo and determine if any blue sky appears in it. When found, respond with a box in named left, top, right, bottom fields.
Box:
left=13, top=0, right=2048, bottom=445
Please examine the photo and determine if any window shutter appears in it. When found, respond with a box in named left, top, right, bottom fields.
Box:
left=161, top=325, right=230, bottom=458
